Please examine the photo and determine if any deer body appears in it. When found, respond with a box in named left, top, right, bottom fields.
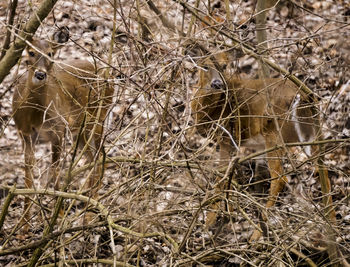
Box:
left=192, top=77, right=316, bottom=148
left=12, top=33, right=113, bottom=227
left=191, top=53, right=329, bottom=240
left=14, top=59, right=98, bottom=137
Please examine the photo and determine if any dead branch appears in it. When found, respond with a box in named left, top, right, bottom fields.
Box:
left=0, top=0, right=58, bottom=84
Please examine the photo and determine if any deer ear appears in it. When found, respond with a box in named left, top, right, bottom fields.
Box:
left=52, top=26, right=69, bottom=47
left=183, top=41, right=206, bottom=58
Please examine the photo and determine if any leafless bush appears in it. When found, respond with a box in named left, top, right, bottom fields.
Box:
left=0, top=0, right=349, bottom=266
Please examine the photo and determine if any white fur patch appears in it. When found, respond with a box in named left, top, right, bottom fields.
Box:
left=291, top=94, right=311, bottom=156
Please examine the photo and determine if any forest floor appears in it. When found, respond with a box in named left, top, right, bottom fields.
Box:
left=0, top=0, right=349, bottom=266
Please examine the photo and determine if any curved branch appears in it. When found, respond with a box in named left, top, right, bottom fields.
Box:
left=3, top=188, right=179, bottom=253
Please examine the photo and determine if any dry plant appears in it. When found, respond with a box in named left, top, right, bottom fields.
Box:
left=0, top=0, right=349, bottom=266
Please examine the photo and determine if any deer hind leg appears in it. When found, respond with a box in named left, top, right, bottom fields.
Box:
left=50, top=132, right=63, bottom=190
left=250, top=133, right=288, bottom=242
left=313, top=146, right=343, bottom=264
left=90, top=122, right=104, bottom=198
left=311, top=144, right=336, bottom=223
left=80, top=121, right=104, bottom=199
left=78, top=125, right=104, bottom=224
left=85, top=148, right=102, bottom=199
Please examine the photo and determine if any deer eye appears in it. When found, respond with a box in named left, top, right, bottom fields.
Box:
left=222, top=64, right=227, bottom=70
left=28, top=51, right=35, bottom=57
left=47, top=52, right=53, bottom=57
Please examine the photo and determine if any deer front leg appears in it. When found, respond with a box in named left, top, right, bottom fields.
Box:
left=206, top=137, right=235, bottom=227
left=250, top=134, right=288, bottom=242
left=21, top=134, right=35, bottom=230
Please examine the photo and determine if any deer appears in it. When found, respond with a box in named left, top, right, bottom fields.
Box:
left=12, top=29, right=113, bottom=229
left=190, top=51, right=336, bottom=242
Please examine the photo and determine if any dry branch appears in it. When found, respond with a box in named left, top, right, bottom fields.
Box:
left=0, top=221, right=108, bottom=256
left=0, top=0, right=18, bottom=61
left=173, top=0, right=318, bottom=100
left=0, top=0, right=58, bottom=84
left=0, top=0, right=348, bottom=265
left=0, top=188, right=179, bottom=253
left=255, top=0, right=272, bottom=78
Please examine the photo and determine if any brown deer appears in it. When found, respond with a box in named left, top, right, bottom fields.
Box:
left=12, top=29, right=113, bottom=228
left=190, top=52, right=335, bottom=241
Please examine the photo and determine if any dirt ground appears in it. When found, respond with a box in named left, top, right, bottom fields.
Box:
left=0, top=0, right=349, bottom=266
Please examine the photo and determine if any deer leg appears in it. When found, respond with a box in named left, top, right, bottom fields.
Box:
left=89, top=124, right=104, bottom=198
left=310, top=145, right=336, bottom=222
left=50, top=133, right=63, bottom=190
left=265, top=152, right=287, bottom=209
left=22, top=134, right=35, bottom=230
left=78, top=126, right=103, bottom=224
left=85, top=149, right=101, bottom=199
left=250, top=134, right=288, bottom=241
left=206, top=137, right=234, bottom=227
left=78, top=120, right=103, bottom=199
left=316, top=150, right=343, bottom=263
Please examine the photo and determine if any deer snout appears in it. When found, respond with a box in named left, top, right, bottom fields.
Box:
left=34, top=71, right=47, bottom=81
left=211, top=79, right=224, bottom=90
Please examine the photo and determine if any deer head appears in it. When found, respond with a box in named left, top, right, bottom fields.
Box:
left=25, top=28, right=69, bottom=85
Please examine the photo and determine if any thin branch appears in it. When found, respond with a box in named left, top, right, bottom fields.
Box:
left=0, top=0, right=18, bottom=61
left=256, top=0, right=271, bottom=78
left=173, top=0, right=319, bottom=101
left=3, top=188, right=180, bottom=253
left=0, top=221, right=108, bottom=256
left=0, top=0, right=58, bottom=84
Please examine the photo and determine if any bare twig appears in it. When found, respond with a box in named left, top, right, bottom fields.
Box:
left=0, top=0, right=18, bottom=61
left=0, top=0, right=58, bottom=83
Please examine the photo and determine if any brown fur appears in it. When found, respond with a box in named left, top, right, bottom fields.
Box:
left=12, top=34, right=113, bottom=229
left=191, top=52, right=332, bottom=241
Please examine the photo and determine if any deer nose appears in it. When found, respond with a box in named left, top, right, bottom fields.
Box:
left=211, top=79, right=224, bottom=90
left=34, top=71, right=47, bottom=81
